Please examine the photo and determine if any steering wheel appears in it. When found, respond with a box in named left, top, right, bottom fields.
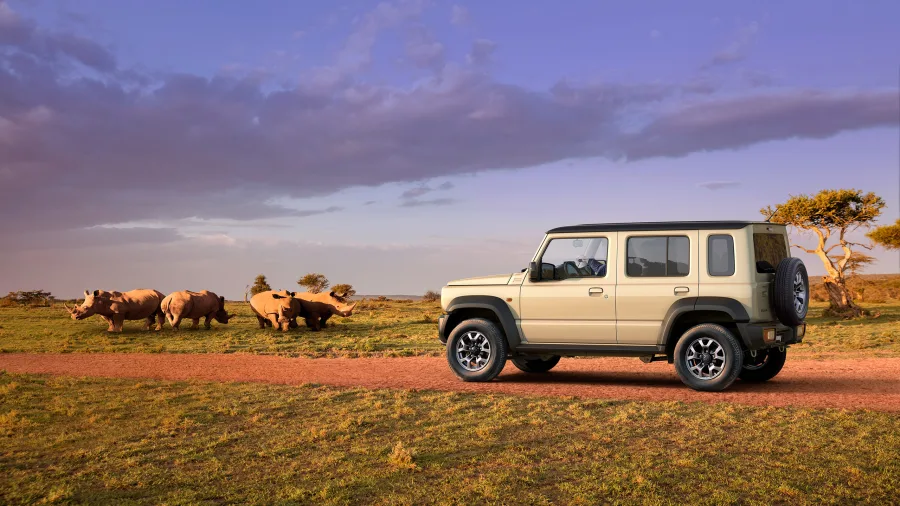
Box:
left=574, top=256, right=588, bottom=269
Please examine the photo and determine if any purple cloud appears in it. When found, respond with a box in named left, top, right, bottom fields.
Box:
left=698, top=181, right=742, bottom=190
left=450, top=5, right=470, bottom=25
left=0, top=0, right=897, bottom=248
left=399, top=198, right=455, bottom=207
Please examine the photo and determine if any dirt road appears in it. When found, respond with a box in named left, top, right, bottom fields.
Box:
left=1, top=353, right=898, bottom=411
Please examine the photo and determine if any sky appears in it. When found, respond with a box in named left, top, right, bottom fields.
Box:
left=0, top=0, right=898, bottom=299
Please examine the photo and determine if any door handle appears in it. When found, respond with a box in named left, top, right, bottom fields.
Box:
left=588, top=287, right=604, bottom=296
left=674, top=286, right=690, bottom=295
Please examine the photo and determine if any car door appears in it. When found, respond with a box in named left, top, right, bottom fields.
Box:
left=518, top=234, right=617, bottom=344
left=615, top=230, right=699, bottom=345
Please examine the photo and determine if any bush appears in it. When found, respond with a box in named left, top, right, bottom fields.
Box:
left=1, top=290, right=53, bottom=307
left=422, top=290, right=440, bottom=302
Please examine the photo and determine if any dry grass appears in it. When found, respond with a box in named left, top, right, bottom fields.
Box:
left=0, top=372, right=897, bottom=505
left=0, top=299, right=897, bottom=359
left=0, top=299, right=445, bottom=358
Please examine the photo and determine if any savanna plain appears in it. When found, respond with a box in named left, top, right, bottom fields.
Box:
left=1, top=288, right=899, bottom=504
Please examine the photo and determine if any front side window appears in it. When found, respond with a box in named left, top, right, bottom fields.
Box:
left=626, top=236, right=690, bottom=277
left=708, top=234, right=735, bottom=276
left=753, top=233, right=787, bottom=273
left=540, top=237, right=609, bottom=280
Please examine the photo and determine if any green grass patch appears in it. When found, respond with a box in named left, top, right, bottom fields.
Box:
left=0, top=300, right=897, bottom=359
left=0, top=373, right=897, bottom=505
left=0, top=299, right=445, bottom=358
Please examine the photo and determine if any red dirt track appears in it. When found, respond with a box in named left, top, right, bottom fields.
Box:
left=1, top=353, right=899, bottom=411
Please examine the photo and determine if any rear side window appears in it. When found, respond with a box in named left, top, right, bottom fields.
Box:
left=708, top=235, right=735, bottom=276
left=753, top=233, right=788, bottom=273
left=626, top=236, right=690, bottom=277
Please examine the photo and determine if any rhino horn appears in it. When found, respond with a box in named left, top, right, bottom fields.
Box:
left=63, top=302, right=74, bottom=313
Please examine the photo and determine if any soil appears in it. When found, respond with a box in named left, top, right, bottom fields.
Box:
left=1, top=353, right=898, bottom=411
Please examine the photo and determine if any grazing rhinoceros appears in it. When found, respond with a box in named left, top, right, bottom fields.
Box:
left=293, top=290, right=357, bottom=331
left=249, top=290, right=302, bottom=332
left=161, top=290, right=234, bottom=330
left=65, top=289, right=165, bottom=332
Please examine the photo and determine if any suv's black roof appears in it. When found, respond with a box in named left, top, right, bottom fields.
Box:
left=547, top=221, right=776, bottom=234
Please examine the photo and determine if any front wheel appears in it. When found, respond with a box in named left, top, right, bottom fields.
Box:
left=739, top=347, right=787, bottom=382
left=512, top=355, right=560, bottom=373
left=674, top=324, right=743, bottom=392
left=446, top=318, right=508, bottom=382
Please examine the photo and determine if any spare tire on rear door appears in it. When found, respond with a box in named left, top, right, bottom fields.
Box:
left=772, top=257, right=809, bottom=326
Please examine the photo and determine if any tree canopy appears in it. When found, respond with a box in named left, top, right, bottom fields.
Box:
left=250, top=275, right=272, bottom=296
left=298, top=273, right=330, bottom=294
left=331, top=283, right=356, bottom=299
left=867, top=219, right=900, bottom=250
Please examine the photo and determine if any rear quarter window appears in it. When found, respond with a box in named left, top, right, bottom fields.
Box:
left=753, top=233, right=788, bottom=273
left=708, top=234, right=735, bottom=276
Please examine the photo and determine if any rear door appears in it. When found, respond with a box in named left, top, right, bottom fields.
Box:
left=519, top=234, right=617, bottom=344
left=615, top=230, right=699, bottom=345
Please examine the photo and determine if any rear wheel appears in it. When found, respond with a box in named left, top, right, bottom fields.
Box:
left=674, top=324, right=743, bottom=392
left=739, top=347, right=787, bottom=382
left=512, top=355, right=560, bottom=373
left=446, top=318, right=508, bottom=382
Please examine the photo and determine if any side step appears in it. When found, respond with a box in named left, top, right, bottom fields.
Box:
left=639, top=355, right=669, bottom=363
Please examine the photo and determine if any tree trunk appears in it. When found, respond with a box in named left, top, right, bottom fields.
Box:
left=822, top=277, right=865, bottom=317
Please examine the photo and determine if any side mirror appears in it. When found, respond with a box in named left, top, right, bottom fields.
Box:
left=529, top=262, right=540, bottom=282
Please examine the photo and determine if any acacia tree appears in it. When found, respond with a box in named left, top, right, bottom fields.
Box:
left=250, top=274, right=272, bottom=296
left=867, top=219, right=900, bottom=250
left=762, top=189, right=884, bottom=317
left=331, top=283, right=356, bottom=299
left=298, top=273, right=329, bottom=294
left=829, top=251, right=876, bottom=277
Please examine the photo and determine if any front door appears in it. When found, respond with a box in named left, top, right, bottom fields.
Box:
left=615, top=230, right=699, bottom=345
left=519, top=234, right=617, bottom=344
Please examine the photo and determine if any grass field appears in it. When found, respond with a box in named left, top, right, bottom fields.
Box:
left=0, top=299, right=444, bottom=357
left=1, top=372, right=897, bottom=505
left=0, top=300, right=898, bottom=359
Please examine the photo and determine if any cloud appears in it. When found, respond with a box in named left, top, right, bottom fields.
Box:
left=703, top=21, right=758, bottom=69
left=399, top=181, right=455, bottom=199
left=0, top=1, right=897, bottom=253
left=467, top=38, right=496, bottom=65
left=743, top=69, right=775, bottom=88
left=698, top=181, right=742, bottom=190
left=450, top=5, right=470, bottom=25
left=1, top=226, right=183, bottom=252
left=294, top=206, right=344, bottom=217
left=0, top=0, right=117, bottom=72
left=621, top=90, right=898, bottom=160
left=404, top=25, right=444, bottom=68
left=399, top=198, right=455, bottom=207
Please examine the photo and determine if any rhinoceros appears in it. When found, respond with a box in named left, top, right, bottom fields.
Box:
left=65, top=289, right=165, bottom=332
left=293, top=290, right=357, bottom=331
left=249, top=290, right=302, bottom=332
left=161, top=290, right=234, bottom=330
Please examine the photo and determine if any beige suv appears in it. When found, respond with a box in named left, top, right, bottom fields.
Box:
left=438, top=221, right=809, bottom=391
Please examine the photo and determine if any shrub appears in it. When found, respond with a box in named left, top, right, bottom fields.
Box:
left=388, top=442, right=417, bottom=471
left=422, top=290, right=440, bottom=302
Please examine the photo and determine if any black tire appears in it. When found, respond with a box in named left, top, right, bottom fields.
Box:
left=773, top=257, right=809, bottom=326
left=739, top=347, right=787, bottom=382
left=446, top=318, right=508, bottom=382
left=673, top=324, right=743, bottom=392
left=512, top=355, right=560, bottom=373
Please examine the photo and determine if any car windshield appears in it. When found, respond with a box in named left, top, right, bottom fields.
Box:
left=753, top=233, right=788, bottom=273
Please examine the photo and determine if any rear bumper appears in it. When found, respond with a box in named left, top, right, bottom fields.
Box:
left=736, top=321, right=806, bottom=351
left=438, top=314, right=448, bottom=344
